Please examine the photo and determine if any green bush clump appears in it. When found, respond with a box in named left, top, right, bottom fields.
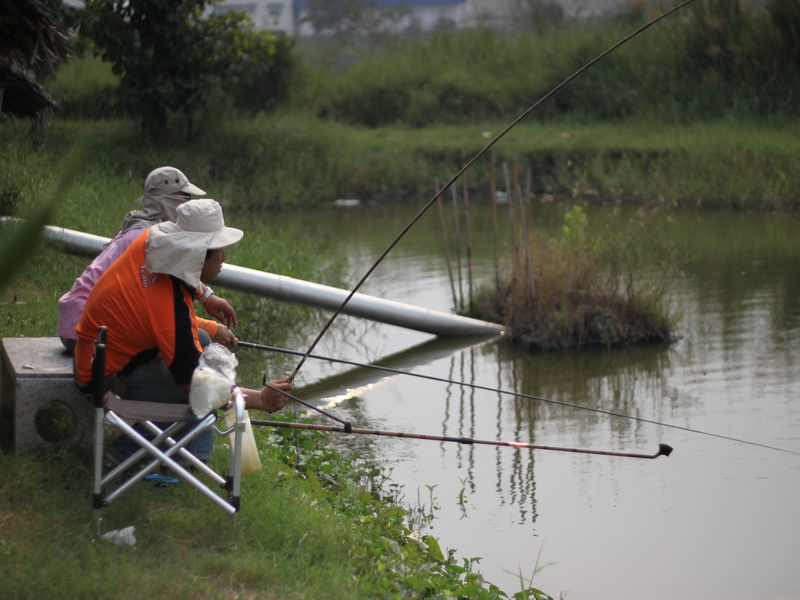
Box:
left=469, top=204, right=679, bottom=350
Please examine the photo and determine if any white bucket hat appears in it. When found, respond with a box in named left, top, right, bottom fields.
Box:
left=145, top=199, right=243, bottom=288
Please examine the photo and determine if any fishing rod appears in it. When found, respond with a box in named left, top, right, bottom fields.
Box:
left=250, top=418, right=673, bottom=460
left=242, top=340, right=800, bottom=456
left=287, top=0, right=699, bottom=383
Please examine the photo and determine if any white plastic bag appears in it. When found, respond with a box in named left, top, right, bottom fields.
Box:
left=101, top=526, right=136, bottom=547
left=189, top=343, right=238, bottom=418
left=223, top=406, right=262, bottom=474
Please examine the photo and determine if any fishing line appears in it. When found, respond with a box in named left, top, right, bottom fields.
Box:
left=288, top=0, right=699, bottom=383
left=243, top=340, right=800, bottom=456
left=261, top=375, right=352, bottom=431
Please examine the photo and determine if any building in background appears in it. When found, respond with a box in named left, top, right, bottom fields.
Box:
left=210, top=0, right=629, bottom=36
left=292, top=0, right=467, bottom=36
left=210, top=0, right=295, bottom=34
left=461, top=0, right=516, bottom=30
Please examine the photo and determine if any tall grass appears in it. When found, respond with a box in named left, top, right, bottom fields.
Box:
left=24, top=1, right=797, bottom=212
left=468, top=202, right=679, bottom=349
left=44, top=52, right=119, bottom=119
left=0, top=128, right=346, bottom=358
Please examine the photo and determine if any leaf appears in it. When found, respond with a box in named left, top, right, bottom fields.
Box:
left=423, top=534, right=445, bottom=562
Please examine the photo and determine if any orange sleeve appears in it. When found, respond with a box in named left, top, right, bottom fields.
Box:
left=195, top=317, right=219, bottom=339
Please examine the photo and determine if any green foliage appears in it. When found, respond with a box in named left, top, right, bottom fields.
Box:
left=257, top=414, right=553, bottom=599
left=0, top=415, right=557, bottom=599
left=647, top=0, right=800, bottom=119
left=81, top=0, right=206, bottom=136
left=556, top=204, right=590, bottom=248
left=470, top=203, right=679, bottom=349
left=225, top=28, right=296, bottom=114
left=300, top=2, right=800, bottom=126
left=80, top=0, right=295, bottom=139
left=45, top=50, right=120, bottom=118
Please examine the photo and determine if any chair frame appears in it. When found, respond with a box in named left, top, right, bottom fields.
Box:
left=90, top=326, right=246, bottom=545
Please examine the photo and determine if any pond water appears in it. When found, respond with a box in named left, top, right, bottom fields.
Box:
left=240, top=201, right=800, bottom=600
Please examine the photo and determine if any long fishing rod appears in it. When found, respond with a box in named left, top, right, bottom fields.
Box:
left=242, top=340, right=800, bottom=456
left=250, top=418, right=673, bottom=460
left=287, top=0, right=699, bottom=383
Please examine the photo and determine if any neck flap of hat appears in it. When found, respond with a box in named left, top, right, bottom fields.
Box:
left=144, top=222, right=214, bottom=289
left=118, top=191, right=190, bottom=234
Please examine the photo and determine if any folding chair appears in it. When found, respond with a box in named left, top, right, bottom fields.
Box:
left=89, top=326, right=246, bottom=545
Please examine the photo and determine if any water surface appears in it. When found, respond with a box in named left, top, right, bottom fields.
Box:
left=243, top=202, right=800, bottom=600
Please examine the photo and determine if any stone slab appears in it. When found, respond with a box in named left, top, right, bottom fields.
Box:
left=0, top=337, right=93, bottom=452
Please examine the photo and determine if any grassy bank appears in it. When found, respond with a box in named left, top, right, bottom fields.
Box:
left=0, top=420, right=537, bottom=599
left=3, top=116, right=797, bottom=215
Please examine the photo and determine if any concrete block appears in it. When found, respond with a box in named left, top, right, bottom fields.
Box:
left=0, top=337, right=93, bottom=452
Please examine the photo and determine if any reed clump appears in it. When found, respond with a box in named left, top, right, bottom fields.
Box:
left=468, top=204, right=678, bottom=350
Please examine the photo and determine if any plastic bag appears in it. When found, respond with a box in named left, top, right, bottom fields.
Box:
left=189, top=343, right=238, bottom=418
left=101, top=526, right=136, bottom=547
left=223, top=406, right=262, bottom=474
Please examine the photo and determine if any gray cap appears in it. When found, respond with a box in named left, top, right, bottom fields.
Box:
left=144, top=166, right=205, bottom=196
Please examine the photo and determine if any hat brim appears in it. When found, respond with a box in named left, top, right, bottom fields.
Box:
left=180, top=182, right=206, bottom=196
left=208, top=227, right=244, bottom=249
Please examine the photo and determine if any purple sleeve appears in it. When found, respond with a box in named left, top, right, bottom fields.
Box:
left=57, top=228, right=146, bottom=340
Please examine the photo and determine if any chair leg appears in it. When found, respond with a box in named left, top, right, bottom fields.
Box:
left=104, top=412, right=237, bottom=515
left=227, top=390, right=246, bottom=547
left=92, top=406, right=106, bottom=539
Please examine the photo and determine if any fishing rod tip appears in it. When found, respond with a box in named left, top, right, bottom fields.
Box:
left=657, top=443, right=674, bottom=458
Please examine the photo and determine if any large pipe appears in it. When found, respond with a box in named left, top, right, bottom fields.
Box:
left=7, top=218, right=505, bottom=338
left=217, top=263, right=504, bottom=337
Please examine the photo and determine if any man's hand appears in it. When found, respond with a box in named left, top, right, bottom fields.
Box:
left=203, top=294, right=238, bottom=329
left=213, top=325, right=238, bottom=349
left=256, top=377, right=293, bottom=413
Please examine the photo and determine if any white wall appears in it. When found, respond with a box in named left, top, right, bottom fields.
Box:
left=211, top=0, right=295, bottom=34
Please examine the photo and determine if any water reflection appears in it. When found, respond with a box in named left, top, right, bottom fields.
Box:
left=296, top=334, right=500, bottom=406
left=292, top=331, right=685, bottom=526
left=492, top=340, right=680, bottom=440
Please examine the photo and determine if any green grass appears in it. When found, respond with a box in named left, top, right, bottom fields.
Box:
left=0, top=450, right=347, bottom=599
left=0, top=420, right=544, bottom=599
left=5, top=111, right=797, bottom=214
left=45, top=52, right=119, bottom=119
